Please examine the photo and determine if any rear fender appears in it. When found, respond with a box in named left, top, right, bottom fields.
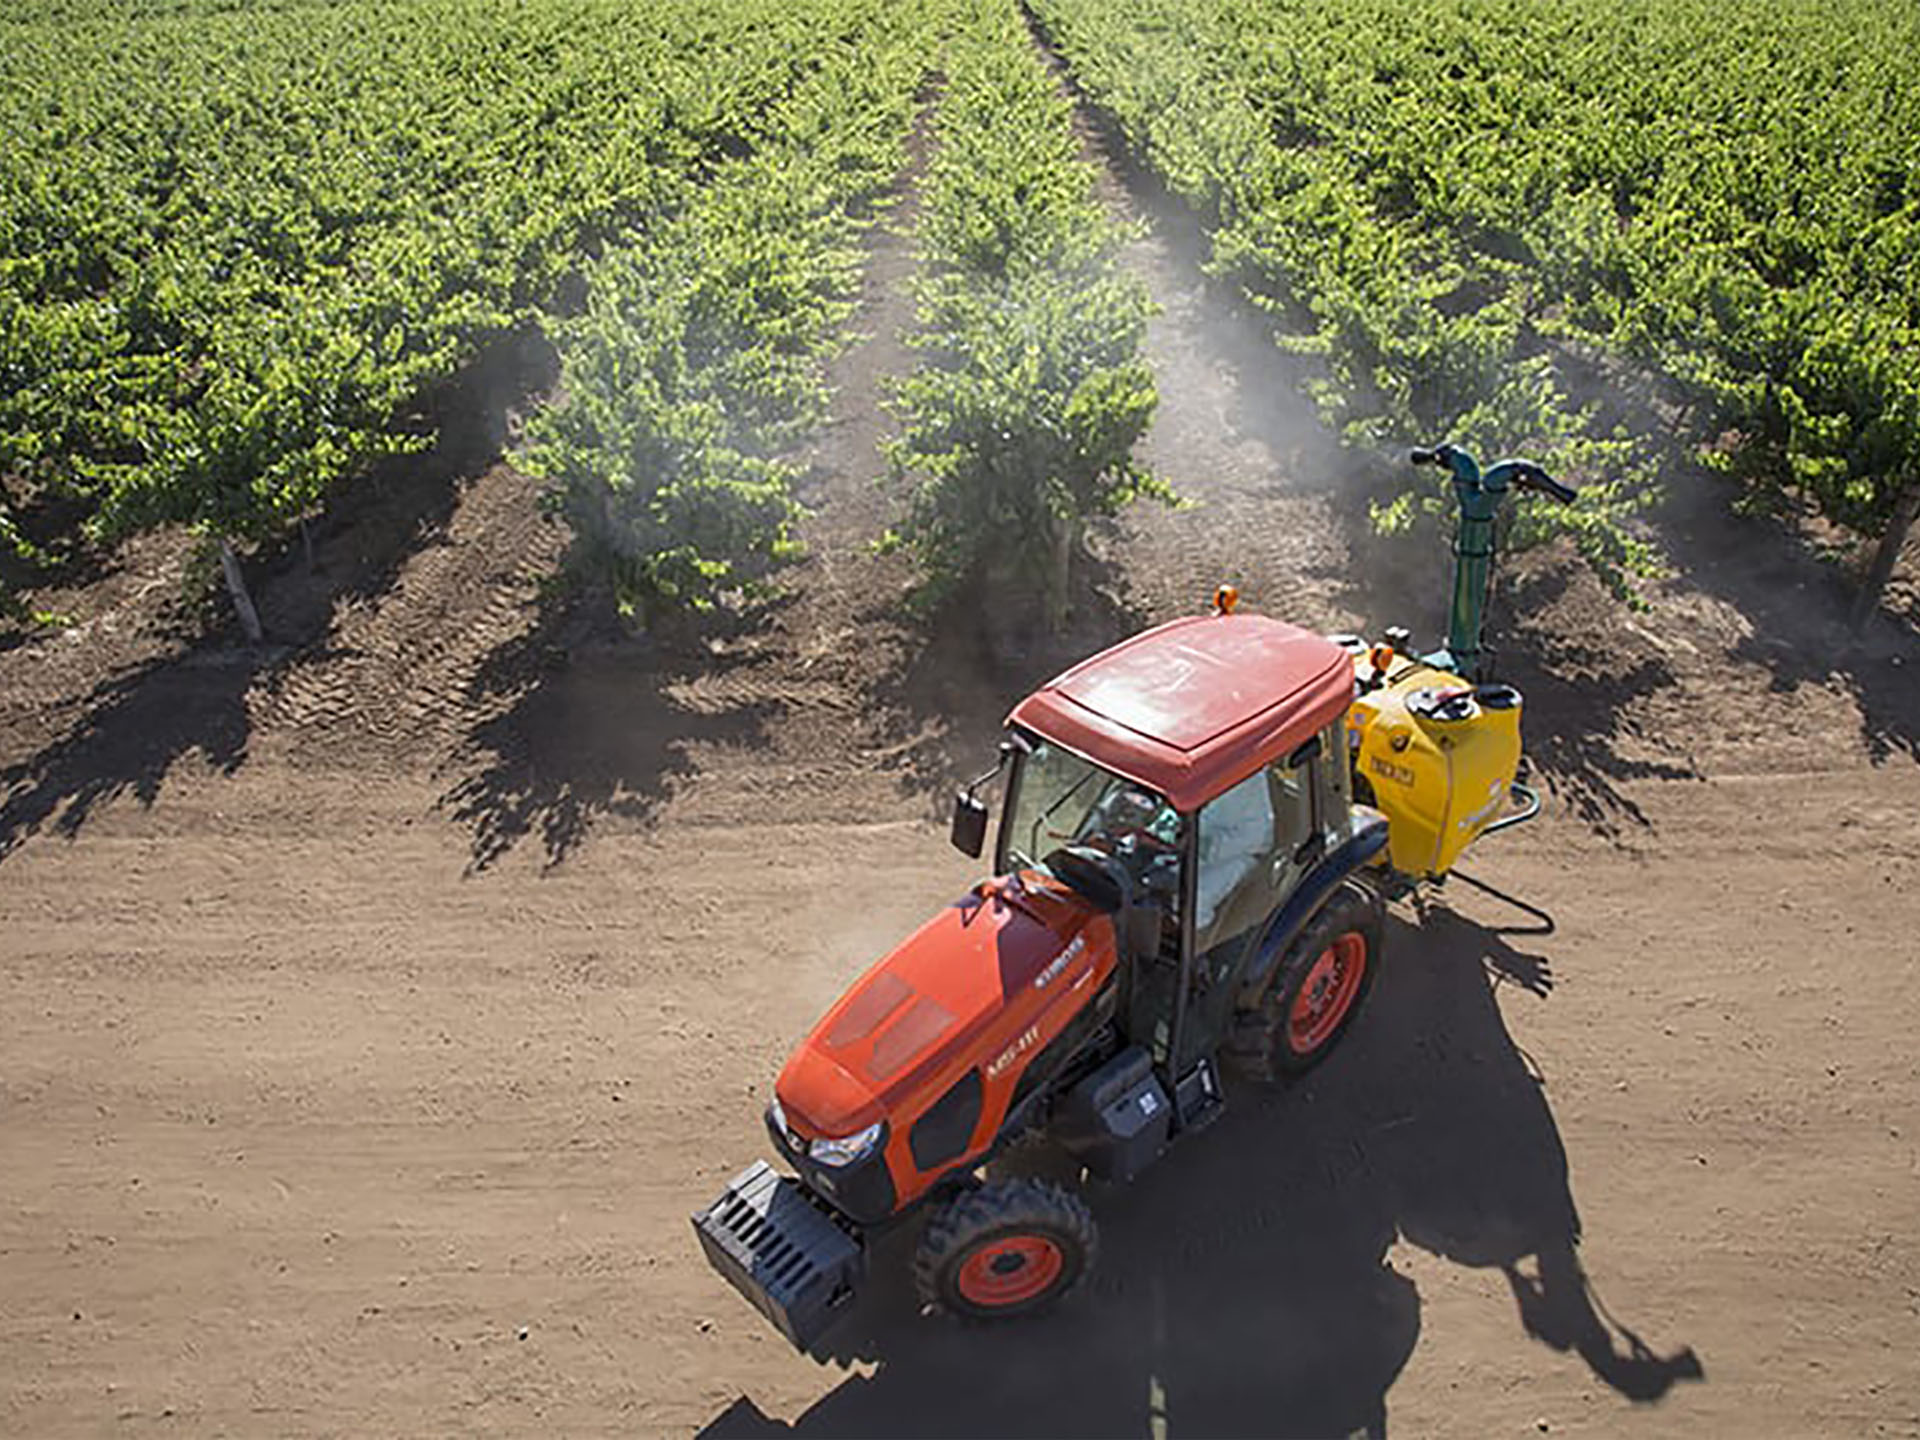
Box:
left=1238, top=811, right=1390, bottom=1004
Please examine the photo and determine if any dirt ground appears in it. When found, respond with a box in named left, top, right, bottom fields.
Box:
left=5, top=93, right=1920, bottom=1440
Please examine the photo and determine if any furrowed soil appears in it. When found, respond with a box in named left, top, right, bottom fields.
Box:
left=6, top=108, right=1920, bottom=1440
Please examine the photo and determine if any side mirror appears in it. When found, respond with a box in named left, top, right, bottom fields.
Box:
left=950, top=792, right=990, bottom=859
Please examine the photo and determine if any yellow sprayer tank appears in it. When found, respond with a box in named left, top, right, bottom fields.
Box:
left=1344, top=650, right=1523, bottom=880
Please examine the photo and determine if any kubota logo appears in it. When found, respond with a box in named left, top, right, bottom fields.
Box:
left=986, top=1024, right=1042, bottom=1079
left=1033, top=935, right=1085, bottom=990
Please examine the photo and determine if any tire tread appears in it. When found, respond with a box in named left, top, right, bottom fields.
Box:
left=913, top=1177, right=1097, bottom=1319
left=1224, top=877, right=1384, bottom=1083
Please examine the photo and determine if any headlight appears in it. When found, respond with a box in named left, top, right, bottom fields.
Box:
left=768, top=1097, right=787, bottom=1137
left=808, top=1121, right=883, bottom=1168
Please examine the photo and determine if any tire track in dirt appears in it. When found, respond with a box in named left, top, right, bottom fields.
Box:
left=249, top=463, right=563, bottom=769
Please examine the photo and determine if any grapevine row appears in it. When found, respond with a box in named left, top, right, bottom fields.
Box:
left=1028, top=0, right=1672, bottom=598
left=884, top=0, right=1170, bottom=626
left=1031, top=0, right=1919, bottom=608
left=0, top=0, right=899, bottom=628
left=520, top=4, right=934, bottom=619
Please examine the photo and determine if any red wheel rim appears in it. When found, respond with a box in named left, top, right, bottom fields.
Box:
left=1289, top=932, right=1367, bottom=1054
left=955, top=1234, right=1064, bottom=1307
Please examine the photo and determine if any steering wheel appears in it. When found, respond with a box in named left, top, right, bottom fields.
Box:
left=1105, top=824, right=1175, bottom=854
left=1042, top=845, right=1128, bottom=913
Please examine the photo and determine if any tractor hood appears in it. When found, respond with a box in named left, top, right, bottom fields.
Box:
left=775, top=874, right=1104, bottom=1140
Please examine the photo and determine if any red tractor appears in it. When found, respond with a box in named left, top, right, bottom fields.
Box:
left=694, top=447, right=1571, bottom=1349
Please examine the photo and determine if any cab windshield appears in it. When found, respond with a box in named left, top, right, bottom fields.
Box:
left=1000, top=738, right=1181, bottom=875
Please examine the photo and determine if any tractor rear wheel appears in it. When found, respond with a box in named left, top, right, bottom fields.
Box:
left=914, top=1178, right=1097, bottom=1321
left=1226, top=877, right=1383, bottom=1082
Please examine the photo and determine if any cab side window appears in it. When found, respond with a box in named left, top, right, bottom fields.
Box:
left=1171, top=747, right=1330, bottom=1074
left=1268, top=759, right=1314, bottom=861
left=1193, top=757, right=1316, bottom=960
left=1193, top=768, right=1273, bottom=943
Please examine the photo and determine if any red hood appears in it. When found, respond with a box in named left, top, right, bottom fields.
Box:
left=776, top=875, right=1100, bottom=1139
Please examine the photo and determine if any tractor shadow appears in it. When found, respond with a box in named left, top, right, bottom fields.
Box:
left=700, top=902, right=1701, bottom=1438
left=1377, top=899, right=1702, bottom=1403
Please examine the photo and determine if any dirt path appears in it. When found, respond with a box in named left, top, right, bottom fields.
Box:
left=4, top=58, right=1920, bottom=1440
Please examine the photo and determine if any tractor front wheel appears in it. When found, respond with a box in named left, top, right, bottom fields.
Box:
left=914, top=1178, right=1097, bottom=1321
left=1226, top=877, right=1384, bottom=1082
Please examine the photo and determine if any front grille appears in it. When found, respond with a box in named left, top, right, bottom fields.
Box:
left=691, top=1161, right=866, bottom=1352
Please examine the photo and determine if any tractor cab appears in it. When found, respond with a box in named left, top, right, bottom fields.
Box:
left=957, top=607, right=1382, bottom=1092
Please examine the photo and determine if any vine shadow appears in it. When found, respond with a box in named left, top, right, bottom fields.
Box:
left=0, top=331, right=558, bottom=864
left=1492, top=571, right=1699, bottom=836
left=699, top=899, right=1701, bottom=1438
left=0, top=647, right=256, bottom=862
left=1652, top=471, right=1920, bottom=766
left=851, top=538, right=1157, bottom=821
left=436, top=595, right=787, bottom=872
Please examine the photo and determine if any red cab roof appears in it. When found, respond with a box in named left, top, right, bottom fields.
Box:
left=1006, top=613, right=1353, bottom=812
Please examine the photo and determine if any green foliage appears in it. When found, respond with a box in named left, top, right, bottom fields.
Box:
left=0, top=0, right=889, bottom=612
left=1031, top=0, right=1920, bottom=589
left=12, top=0, right=1910, bottom=628
left=885, top=2, right=1170, bottom=617
left=521, top=17, right=928, bottom=618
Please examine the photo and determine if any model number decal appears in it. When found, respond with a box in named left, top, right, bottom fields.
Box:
left=986, top=1024, right=1042, bottom=1079
left=1033, top=935, right=1086, bottom=991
